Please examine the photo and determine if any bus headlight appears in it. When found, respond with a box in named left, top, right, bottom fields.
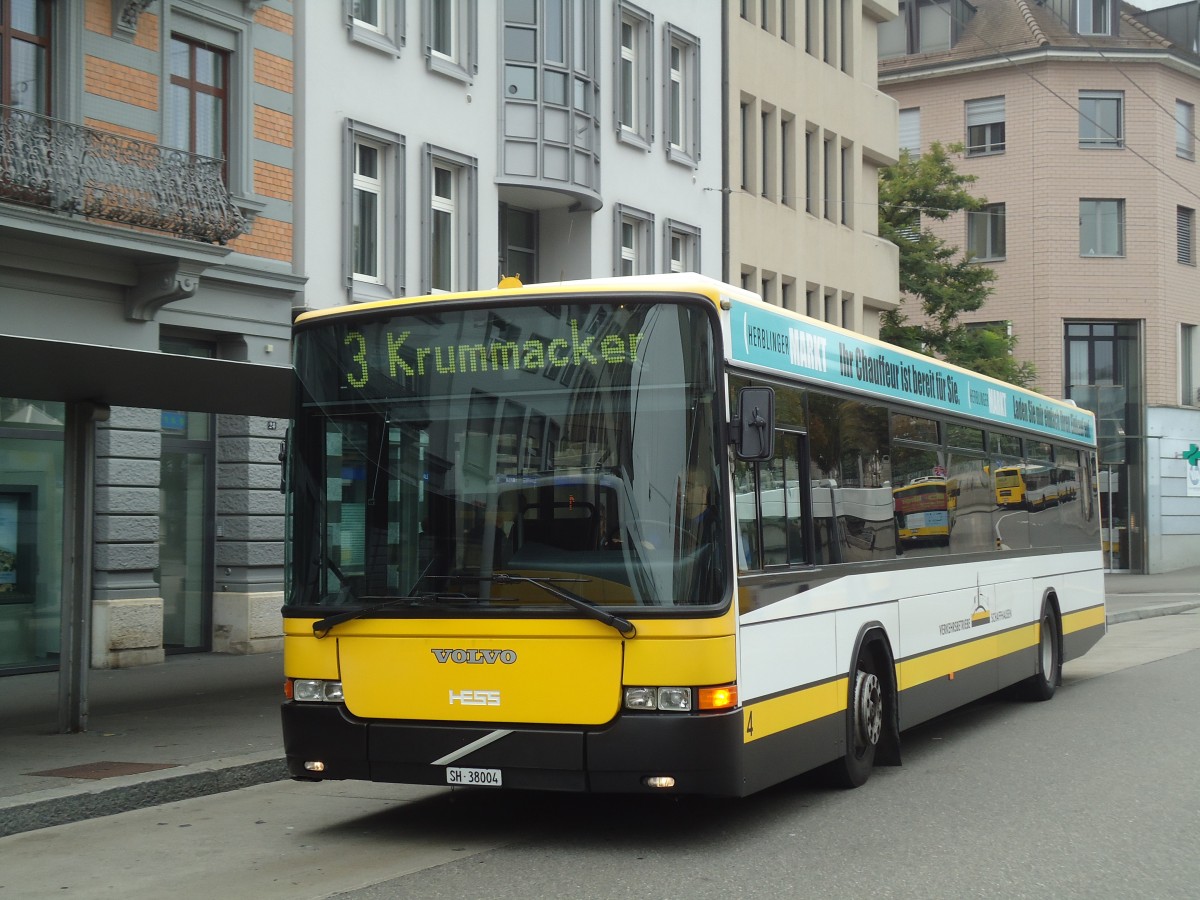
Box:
left=623, top=684, right=738, bottom=712
left=623, top=686, right=692, bottom=712
left=624, top=686, right=658, bottom=709
left=291, top=679, right=344, bottom=703
left=656, top=687, right=692, bottom=712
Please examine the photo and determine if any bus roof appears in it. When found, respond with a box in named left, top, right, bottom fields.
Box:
left=293, top=273, right=743, bottom=326
left=294, top=273, right=1096, bottom=448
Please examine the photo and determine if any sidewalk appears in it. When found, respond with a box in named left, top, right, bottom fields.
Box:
left=3, top=566, right=1199, bottom=838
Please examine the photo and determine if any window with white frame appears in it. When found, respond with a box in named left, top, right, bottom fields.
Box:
left=840, top=0, right=852, bottom=74
left=1183, top=324, right=1199, bottom=406
left=431, top=163, right=456, bottom=291
left=1079, top=199, right=1124, bottom=257
left=616, top=2, right=653, bottom=148
left=664, top=24, right=699, bottom=165
left=1078, top=0, right=1110, bottom=36
left=823, top=0, right=835, bottom=65
left=422, top=146, right=477, bottom=293
left=345, top=122, right=404, bottom=298
left=664, top=219, right=700, bottom=273
left=823, top=134, right=836, bottom=221
left=424, top=0, right=476, bottom=82
left=804, top=126, right=816, bottom=214
left=967, top=203, right=1006, bottom=260
left=1177, top=100, right=1194, bottom=161
left=348, top=0, right=404, bottom=55
left=740, top=100, right=753, bottom=191
left=353, top=140, right=384, bottom=283
left=840, top=141, right=852, bottom=226
left=898, top=107, right=920, bottom=156
left=761, top=106, right=774, bottom=199
left=615, top=203, right=653, bottom=275
left=781, top=112, right=795, bottom=206
left=965, top=96, right=1005, bottom=155
left=1079, top=91, right=1123, bottom=148
left=352, top=0, right=384, bottom=30
left=1178, top=206, right=1195, bottom=265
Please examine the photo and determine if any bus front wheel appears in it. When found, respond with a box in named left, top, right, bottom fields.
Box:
left=832, top=648, right=884, bottom=788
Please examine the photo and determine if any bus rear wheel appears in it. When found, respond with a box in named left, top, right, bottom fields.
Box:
left=1022, top=606, right=1061, bottom=702
left=831, top=649, right=884, bottom=788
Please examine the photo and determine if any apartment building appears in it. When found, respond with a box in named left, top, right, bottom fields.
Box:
left=725, top=0, right=900, bottom=335
left=295, top=0, right=723, bottom=312
left=0, top=0, right=299, bottom=685
left=879, top=0, right=1200, bottom=572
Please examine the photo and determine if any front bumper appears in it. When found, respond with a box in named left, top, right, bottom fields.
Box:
left=281, top=701, right=746, bottom=796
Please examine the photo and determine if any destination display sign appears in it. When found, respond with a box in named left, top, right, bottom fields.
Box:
left=727, top=299, right=1095, bottom=445
left=339, top=318, right=647, bottom=391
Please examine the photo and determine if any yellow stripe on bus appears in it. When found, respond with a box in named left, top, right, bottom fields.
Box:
left=1063, top=604, right=1105, bottom=634
left=742, top=679, right=847, bottom=743
left=896, top=623, right=1038, bottom=691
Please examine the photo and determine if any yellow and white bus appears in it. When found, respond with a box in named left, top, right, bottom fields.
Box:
left=281, top=275, right=1105, bottom=796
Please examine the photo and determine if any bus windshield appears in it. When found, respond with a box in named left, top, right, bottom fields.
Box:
left=286, top=298, right=728, bottom=614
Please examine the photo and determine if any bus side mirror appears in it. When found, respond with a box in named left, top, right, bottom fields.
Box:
left=733, top=387, right=775, bottom=461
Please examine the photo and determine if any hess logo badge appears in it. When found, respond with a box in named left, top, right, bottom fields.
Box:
left=449, top=689, right=501, bottom=706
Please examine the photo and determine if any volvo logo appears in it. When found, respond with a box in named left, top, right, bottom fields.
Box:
left=431, top=648, right=518, bottom=665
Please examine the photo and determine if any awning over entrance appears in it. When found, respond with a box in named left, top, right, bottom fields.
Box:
left=0, top=334, right=292, bottom=418
left=0, top=333, right=293, bottom=732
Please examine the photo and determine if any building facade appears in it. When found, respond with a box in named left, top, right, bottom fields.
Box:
left=724, top=0, right=900, bottom=334
left=295, top=0, right=724, bottom=314
left=1, top=0, right=904, bottom=684
left=879, top=0, right=1200, bottom=573
left=1, top=0, right=299, bottom=680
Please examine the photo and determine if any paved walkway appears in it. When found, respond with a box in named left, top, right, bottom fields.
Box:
left=3, top=566, right=1198, bottom=837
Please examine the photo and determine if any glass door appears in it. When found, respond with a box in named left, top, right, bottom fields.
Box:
left=158, top=413, right=214, bottom=652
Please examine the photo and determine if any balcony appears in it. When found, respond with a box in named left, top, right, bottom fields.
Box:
left=0, top=105, right=246, bottom=245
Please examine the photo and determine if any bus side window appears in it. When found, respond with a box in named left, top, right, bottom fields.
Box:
left=734, top=457, right=761, bottom=570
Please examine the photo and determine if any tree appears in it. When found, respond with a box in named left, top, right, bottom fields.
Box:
left=878, top=142, right=1036, bottom=388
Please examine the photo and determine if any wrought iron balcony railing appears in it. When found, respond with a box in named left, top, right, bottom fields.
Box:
left=0, top=105, right=247, bottom=244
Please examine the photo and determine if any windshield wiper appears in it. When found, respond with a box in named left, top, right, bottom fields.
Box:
left=312, top=576, right=636, bottom=640
left=487, top=573, right=636, bottom=638
left=312, top=594, right=463, bottom=638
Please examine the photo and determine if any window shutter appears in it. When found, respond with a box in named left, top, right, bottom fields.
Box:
left=899, top=108, right=921, bottom=155
left=966, top=96, right=1005, bottom=127
left=1178, top=206, right=1194, bottom=264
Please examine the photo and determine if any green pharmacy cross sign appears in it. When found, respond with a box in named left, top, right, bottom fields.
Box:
left=1186, top=444, right=1200, bottom=498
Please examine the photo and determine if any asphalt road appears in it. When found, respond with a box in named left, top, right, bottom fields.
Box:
left=2, top=612, right=1197, bottom=900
